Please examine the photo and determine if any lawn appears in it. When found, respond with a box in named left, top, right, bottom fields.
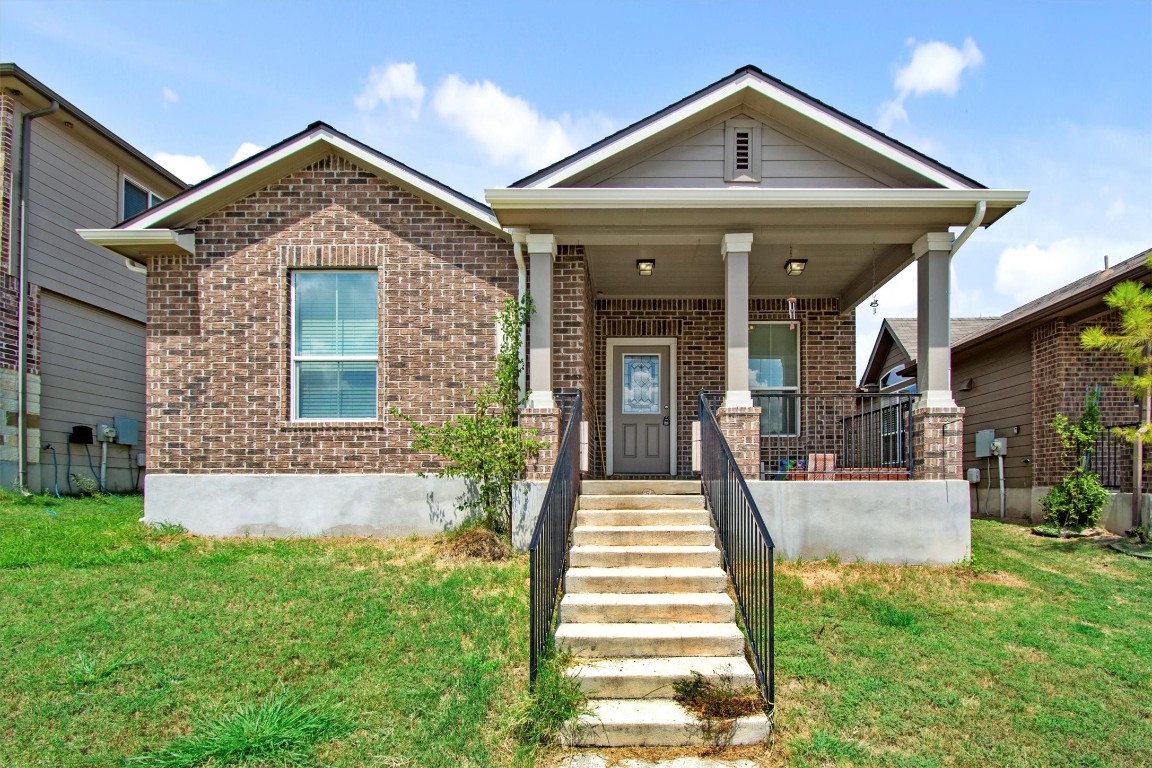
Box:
left=1, top=493, right=1149, bottom=767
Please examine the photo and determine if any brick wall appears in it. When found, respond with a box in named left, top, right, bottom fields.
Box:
left=1, top=91, right=13, bottom=275
left=1032, top=312, right=1141, bottom=487
left=147, top=153, right=516, bottom=474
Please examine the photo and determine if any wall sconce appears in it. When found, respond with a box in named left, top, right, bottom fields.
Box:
left=785, top=259, right=808, bottom=276
left=636, top=259, right=655, bottom=276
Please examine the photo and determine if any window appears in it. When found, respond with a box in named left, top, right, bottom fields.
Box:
left=724, top=118, right=761, bottom=183
left=881, top=366, right=916, bottom=394
left=122, top=177, right=163, bottom=219
left=749, top=322, right=800, bottom=435
left=292, top=271, right=379, bottom=420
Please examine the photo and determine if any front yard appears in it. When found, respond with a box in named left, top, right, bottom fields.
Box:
left=1, top=492, right=1149, bottom=767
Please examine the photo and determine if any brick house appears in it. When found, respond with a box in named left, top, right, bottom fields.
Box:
left=81, top=66, right=1028, bottom=562
left=862, top=248, right=1152, bottom=532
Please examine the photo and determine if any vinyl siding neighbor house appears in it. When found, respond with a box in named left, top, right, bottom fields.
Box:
left=1, top=63, right=185, bottom=494
left=81, top=66, right=1029, bottom=564
left=861, top=248, right=1152, bottom=532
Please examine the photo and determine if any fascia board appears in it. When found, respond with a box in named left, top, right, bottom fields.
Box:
left=124, top=130, right=504, bottom=238
left=78, top=228, right=195, bottom=261
left=486, top=188, right=1030, bottom=210
left=524, top=73, right=973, bottom=190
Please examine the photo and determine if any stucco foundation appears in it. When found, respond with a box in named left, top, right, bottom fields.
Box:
left=747, top=479, right=971, bottom=564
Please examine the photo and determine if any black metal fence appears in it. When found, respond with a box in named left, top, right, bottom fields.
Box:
left=527, top=390, right=582, bottom=684
left=698, top=392, right=775, bottom=708
left=1086, top=424, right=1144, bottom=491
left=751, top=393, right=917, bottom=480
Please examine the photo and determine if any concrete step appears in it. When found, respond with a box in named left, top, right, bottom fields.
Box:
left=572, top=524, right=716, bottom=547
left=569, top=545, right=721, bottom=569
left=565, top=698, right=769, bottom=747
left=555, top=622, right=744, bottom=658
left=568, top=655, right=757, bottom=699
left=575, top=509, right=711, bottom=527
left=565, top=566, right=728, bottom=595
left=580, top=494, right=706, bottom=510
left=559, top=592, right=735, bottom=624
left=581, top=480, right=702, bottom=496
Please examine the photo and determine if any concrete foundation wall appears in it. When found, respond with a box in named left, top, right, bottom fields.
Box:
left=747, top=480, right=971, bottom=564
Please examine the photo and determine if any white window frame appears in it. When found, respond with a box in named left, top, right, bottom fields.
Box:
left=121, top=173, right=164, bottom=219
left=724, top=118, right=762, bottom=183
left=290, top=270, right=380, bottom=422
left=749, top=320, right=801, bottom=436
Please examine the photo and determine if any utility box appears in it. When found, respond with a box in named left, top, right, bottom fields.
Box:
left=113, top=416, right=139, bottom=446
left=966, top=467, right=981, bottom=484
left=975, top=429, right=997, bottom=458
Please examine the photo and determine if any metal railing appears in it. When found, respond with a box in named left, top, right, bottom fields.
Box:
left=1086, top=424, right=1147, bottom=491
left=527, top=389, right=582, bottom=684
left=749, top=393, right=917, bottom=480
left=698, top=392, right=775, bottom=709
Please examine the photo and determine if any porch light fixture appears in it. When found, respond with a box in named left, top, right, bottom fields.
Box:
left=636, top=259, right=655, bottom=276
left=785, top=258, right=808, bottom=276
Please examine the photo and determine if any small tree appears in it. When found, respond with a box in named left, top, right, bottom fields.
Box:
left=1080, top=254, right=1152, bottom=531
left=1040, top=390, right=1109, bottom=531
left=394, top=296, right=546, bottom=541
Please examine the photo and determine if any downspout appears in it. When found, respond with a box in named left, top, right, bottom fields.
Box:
left=15, top=100, right=59, bottom=489
left=951, top=200, right=987, bottom=257
left=507, top=227, right=529, bottom=399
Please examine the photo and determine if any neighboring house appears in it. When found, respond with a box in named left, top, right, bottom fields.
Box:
left=860, top=317, right=998, bottom=394
left=0, top=64, right=186, bottom=494
left=861, top=248, right=1152, bottom=532
left=81, top=66, right=1028, bottom=563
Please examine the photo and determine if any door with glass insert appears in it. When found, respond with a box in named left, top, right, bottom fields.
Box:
left=612, top=344, right=671, bottom=474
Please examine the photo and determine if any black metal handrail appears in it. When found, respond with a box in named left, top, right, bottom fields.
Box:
left=1086, top=423, right=1142, bottom=491
left=527, top=389, right=582, bottom=684
left=698, top=392, right=775, bottom=709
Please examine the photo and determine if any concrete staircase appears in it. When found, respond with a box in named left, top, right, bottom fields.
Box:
left=556, top=480, right=769, bottom=747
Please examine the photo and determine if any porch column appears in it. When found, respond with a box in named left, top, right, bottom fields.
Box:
left=525, top=233, right=556, bottom=410
left=722, top=232, right=754, bottom=408
left=912, top=232, right=964, bottom=480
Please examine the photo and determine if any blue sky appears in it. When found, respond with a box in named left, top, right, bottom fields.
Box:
left=2, top=0, right=1150, bottom=375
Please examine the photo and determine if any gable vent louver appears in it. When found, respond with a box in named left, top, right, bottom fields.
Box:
left=733, top=130, right=752, bottom=173
left=725, top=119, right=760, bottom=183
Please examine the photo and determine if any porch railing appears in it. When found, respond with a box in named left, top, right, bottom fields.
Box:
left=527, top=389, right=582, bottom=684
left=751, top=393, right=917, bottom=480
left=698, top=392, right=775, bottom=709
left=1086, top=424, right=1148, bottom=491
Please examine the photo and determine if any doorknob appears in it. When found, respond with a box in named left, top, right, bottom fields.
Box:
left=663, top=416, right=670, bottom=426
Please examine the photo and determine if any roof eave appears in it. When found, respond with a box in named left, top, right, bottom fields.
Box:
left=78, top=228, right=195, bottom=262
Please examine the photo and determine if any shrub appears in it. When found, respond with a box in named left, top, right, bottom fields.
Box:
left=1041, top=467, right=1110, bottom=530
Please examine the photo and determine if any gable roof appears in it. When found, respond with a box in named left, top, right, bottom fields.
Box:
left=112, top=121, right=502, bottom=237
left=512, top=65, right=984, bottom=191
left=860, top=316, right=998, bottom=387
left=954, top=247, right=1152, bottom=353
left=0, top=62, right=185, bottom=192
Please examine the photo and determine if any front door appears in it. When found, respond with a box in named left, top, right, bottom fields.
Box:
left=610, top=343, right=672, bottom=474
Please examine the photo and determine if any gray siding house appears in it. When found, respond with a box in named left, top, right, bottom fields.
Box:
left=0, top=63, right=185, bottom=494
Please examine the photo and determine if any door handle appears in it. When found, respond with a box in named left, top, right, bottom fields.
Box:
left=662, top=416, right=670, bottom=426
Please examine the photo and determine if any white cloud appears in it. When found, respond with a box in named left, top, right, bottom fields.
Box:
left=994, top=237, right=1144, bottom=306
left=229, top=142, right=264, bottom=166
left=152, top=152, right=216, bottom=184
left=878, top=37, right=984, bottom=131
left=161, top=87, right=179, bottom=105
left=432, top=74, right=612, bottom=171
left=354, top=62, right=425, bottom=120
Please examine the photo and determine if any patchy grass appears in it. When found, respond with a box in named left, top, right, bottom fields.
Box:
left=0, top=491, right=533, bottom=767
left=772, top=519, right=1152, bottom=768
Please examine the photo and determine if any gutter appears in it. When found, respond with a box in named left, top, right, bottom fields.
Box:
left=16, top=99, right=59, bottom=489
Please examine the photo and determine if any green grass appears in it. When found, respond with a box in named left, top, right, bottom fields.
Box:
left=3, top=494, right=1149, bottom=767
left=774, top=519, right=1152, bottom=767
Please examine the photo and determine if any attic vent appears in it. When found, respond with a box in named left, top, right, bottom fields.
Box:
left=724, top=118, right=761, bottom=183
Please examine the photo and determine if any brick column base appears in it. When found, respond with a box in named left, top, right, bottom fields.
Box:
left=521, top=407, right=561, bottom=481
left=912, top=406, right=965, bottom=480
left=717, top=406, right=762, bottom=479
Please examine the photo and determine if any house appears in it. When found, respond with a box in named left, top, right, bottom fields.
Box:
left=860, top=248, right=1152, bottom=532
left=0, top=64, right=185, bottom=494
left=860, top=317, right=998, bottom=394
left=79, top=66, right=1028, bottom=563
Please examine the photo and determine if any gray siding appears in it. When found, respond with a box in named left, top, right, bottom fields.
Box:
left=590, top=121, right=885, bottom=189
left=954, top=331, right=1033, bottom=487
left=24, top=119, right=147, bottom=322
left=36, top=292, right=146, bottom=493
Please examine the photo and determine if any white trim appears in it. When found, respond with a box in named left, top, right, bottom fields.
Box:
left=913, top=231, right=956, bottom=258
left=606, top=337, right=678, bottom=476
left=486, top=187, right=1030, bottom=211
left=520, top=73, right=975, bottom=190
left=124, top=128, right=504, bottom=237
left=525, top=232, right=557, bottom=258
left=120, top=172, right=163, bottom=220
left=721, top=232, right=754, bottom=257
left=77, top=228, right=195, bottom=255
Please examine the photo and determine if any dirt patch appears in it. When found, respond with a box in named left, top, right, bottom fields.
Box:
left=546, top=744, right=777, bottom=766
left=440, top=527, right=509, bottom=561
left=976, top=571, right=1029, bottom=588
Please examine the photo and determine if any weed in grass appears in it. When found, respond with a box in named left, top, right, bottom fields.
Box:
left=671, top=671, right=763, bottom=749
left=442, top=525, right=509, bottom=561
left=68, top=647, right=138, bottom=686
left=128, top=687, right=351, bottom=768
left=150, top=521, right=188, bottom=536
left=512, top=652, right=588, bottom=748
